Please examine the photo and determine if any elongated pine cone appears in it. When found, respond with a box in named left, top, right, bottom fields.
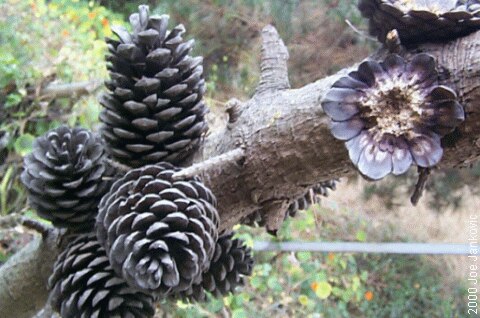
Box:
left=49, top=233, right=156, bottom=318
left=287, top=180, right=338, bottom=218
left=358, top=0, right=480, bottom=44
left=21, top=126, right=113, bottom=229
left=242, top=180, right=338, bottom=226
left=100, top=5, right=208, bottom=167
left=172, top=232, right=254, bottom=302
left=96, top=163, right=219, bottom=296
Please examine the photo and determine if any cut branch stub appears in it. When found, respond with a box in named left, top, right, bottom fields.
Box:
left=322, top=53, right=465, bottom=180
left=358, top=0, right=480, bottom=44
left=255, top=25, right=290, bottom=95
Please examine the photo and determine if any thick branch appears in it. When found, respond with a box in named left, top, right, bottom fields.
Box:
left=255, top=25, right=290, bottom=95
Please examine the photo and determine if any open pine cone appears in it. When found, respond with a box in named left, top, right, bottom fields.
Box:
left=322, top=53, right=464, bottom=180
left=242, top=180, right=338, bottom=226
left=358, top=0, right=480, bottom=44
left=100, top=5, right=208, bottom=167
left=171, top=232, right=254, bottom=302
left=49, top=233, right=156, bottom=318
left=96, top=163, right=219, bottom=296
left=21, top=126, right=114, bottom=230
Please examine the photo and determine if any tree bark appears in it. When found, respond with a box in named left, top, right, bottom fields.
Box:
left=2, top=27, right=480, bottom=317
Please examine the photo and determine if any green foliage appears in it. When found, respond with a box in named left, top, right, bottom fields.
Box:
left=157, top=207, right=467, bottom=317
left=0, top=0, right=124, bottom=215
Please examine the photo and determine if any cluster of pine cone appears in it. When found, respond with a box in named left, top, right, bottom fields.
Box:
left=20, top=6, right=254, bottom=318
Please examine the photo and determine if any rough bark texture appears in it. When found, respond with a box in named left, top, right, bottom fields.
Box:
left=2, top=26, right=480, bottom=317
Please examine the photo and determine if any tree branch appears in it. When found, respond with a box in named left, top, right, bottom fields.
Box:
left=34, top=80, right=103, bottom=99
left=0, top=229, right=62, bottom=318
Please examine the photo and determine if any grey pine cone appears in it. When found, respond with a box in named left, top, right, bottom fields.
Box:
left=96, top=163, right=219, bottom=296
left=100, top=5, right=208, bottom=167
left=358, top=0, right=480, bottom=44
left=287, top=179, right=338, bottom=218
left=171, top=232, right=254, bottom=302
left=242, top=180, right=338, bottom=226
left=20, top=126, right=113, bottom=230
left=48, top=233, right=156, bottom=318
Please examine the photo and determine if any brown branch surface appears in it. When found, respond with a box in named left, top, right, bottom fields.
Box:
left=2, top=26, right=480, bottom=317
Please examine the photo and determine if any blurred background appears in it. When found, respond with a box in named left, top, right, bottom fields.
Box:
left=0, top=0, right=478, bottom=317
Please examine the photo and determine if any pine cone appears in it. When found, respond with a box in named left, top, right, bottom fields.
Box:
left=100, top=5, right=208, bottom=167
left=358, top=0, right=480, bottom=44
left=20, top=126, right=113, bottom=230
left=242, top=180, right=338, bottom=226
left=172, top=232, right=254, bottom=302
left=49, top=233, right=156, bottom=318
left=96, top=163, right=219, bottom=296
left=287, top=180, right=338, bottom=218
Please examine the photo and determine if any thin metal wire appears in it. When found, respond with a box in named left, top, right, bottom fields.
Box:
left=253, top=241, right=471, bottom=255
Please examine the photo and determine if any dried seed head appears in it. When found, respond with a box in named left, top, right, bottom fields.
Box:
left=322, top=54, right=464, bottom=180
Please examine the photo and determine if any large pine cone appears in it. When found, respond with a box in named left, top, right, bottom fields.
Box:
left=49, top=233, right=156, bottom=318
left=172, top=232, right=254, bottom=302
left=96, top=163, right=219, bottom=296
left=242, top=180, right=338, bottom=226
left=100, top=5, right=208, bottom=167
left=358, top=0, right=480, bottom=44
left=20, top=126, right=113, bottom=230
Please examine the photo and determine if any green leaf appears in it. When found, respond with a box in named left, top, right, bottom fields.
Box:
left=14, top=134, right=35, bottom=156
left=297, top=251, right=311, bottom=262
left=298, top=294, right=309, bottom=306
left=315, top=281, right=332, bottom=300
left=360, top=270, right=369, bottom=282
left=5, top=93, right=22, bottom=108
left=0, top=251, right=9, bottom=263
left=232, top=309, right=248, bottom=318
left=206, top=297, right=224, bottom=313
left=356, top=230, right=367, bottom=242
left=267, top=276, right=282, bottom=292
left=351, top=276, right=361, bottom=292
